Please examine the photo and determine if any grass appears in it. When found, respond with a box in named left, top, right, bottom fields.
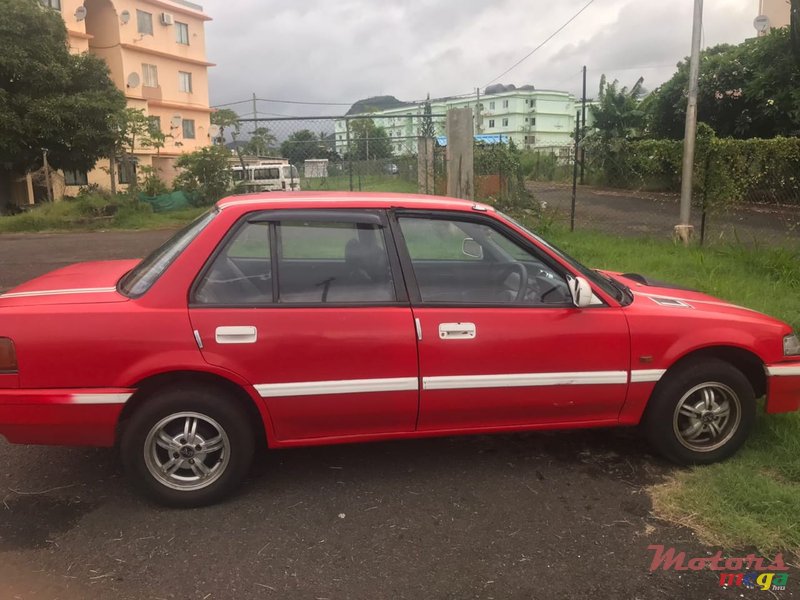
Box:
left=0, top=195, right=207, bottom=233
left=540, top=225, right=800, bottom=555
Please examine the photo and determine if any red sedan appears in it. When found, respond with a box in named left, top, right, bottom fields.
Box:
left=1, top=193, right=798, bottom=506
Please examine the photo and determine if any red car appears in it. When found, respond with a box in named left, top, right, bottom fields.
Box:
left=1, top=193, right=798, bottom=506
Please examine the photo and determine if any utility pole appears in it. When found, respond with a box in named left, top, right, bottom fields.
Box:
left=475, top=87, right=482, bottom=134
left=42, top=149, right=53, bottom=203
left=676, top=0, right=704, bottom=244
left=580, top=65, right=587, bottom=185
left=252, top=92, right=259, bottom=134
left=571, top=111, right=580, bottom=231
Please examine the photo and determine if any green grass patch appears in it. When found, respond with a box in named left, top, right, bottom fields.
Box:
left=539, top=225, right=800, bottom=555
left=0, top=195, right=207, bottom=233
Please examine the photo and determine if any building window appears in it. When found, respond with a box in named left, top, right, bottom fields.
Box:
left=489, top=101, right=495, bottom=110
left=118, top=161, right=137, bottom=184
left=175, top=22, right=189, bottom=44
left=182, top=119, right=196, bottom=139
left=178, top=71, right=193, bottom=93
left=64, top=169, right=88, bottom=186
left=502, top=118, right=509, bottom=127
left=142, top=63, right=158, bottom=88
left=41, top=0, right=61, bottom=9
left=531, top=117, right=536, bottom=126
left=488, top=119, right=495, bottom=128
left=148, top=116, right=162, bottom=135
left=137, top=10, right=153, bottom=35
left=503, top=100, right=509, bottom=108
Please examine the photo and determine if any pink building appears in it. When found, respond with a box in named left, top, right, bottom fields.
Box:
left=52, top=0, right=213, bottom=193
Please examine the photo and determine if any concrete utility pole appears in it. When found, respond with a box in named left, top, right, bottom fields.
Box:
left=446, top=108, right=474, bottom=200
left=676, top=0, right=704, bottom=244
left=252, top=92, right=258, bottom=133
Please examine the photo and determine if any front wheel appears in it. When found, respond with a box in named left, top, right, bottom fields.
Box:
left=643, top=359, right=756, bottom=465
left=121, top=386, right=255, bottom=507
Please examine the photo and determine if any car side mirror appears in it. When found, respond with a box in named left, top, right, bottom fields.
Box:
left=568, top=276, right=593, bottom=308
left=462, top=238, right=483, bottom=259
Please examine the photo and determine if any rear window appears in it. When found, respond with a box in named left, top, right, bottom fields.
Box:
left=119, top=209, right=217, bottom=297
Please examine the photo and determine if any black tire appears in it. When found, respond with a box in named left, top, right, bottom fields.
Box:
left=121, top=386, right=255, bottom=507
left=643, top=358, right=755, bottom=465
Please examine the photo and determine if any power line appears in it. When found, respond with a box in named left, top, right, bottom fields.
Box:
left=213, top=97, right=352, bottom=108
left=484, top=0, right=598, bottom=86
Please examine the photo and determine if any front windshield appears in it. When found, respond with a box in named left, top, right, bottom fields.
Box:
left=497, top=211, right=631, bottom=305
left=118, top=209, right=218, bottom=298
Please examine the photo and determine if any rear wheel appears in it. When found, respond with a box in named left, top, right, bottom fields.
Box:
left=643, top=359, right=755, bottom=465
left=121, top=386, right=255, bottom=507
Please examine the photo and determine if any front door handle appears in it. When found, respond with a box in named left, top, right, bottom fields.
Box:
left=215, top=326, right=258, bottom=344
left=438, top=322, right=476, bottom=340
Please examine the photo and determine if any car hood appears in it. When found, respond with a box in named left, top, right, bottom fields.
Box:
left=607, top=270, right=786, bottom=326
left=0, top=259, right=140, bottom=307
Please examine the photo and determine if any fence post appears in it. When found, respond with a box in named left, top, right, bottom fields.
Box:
left=418, top=137, right=434, bottom=195
left=345, top=117, right=353, bottom=192
left=570, top=111, right=580, bottom=231
left=446, top=108, right=474, bottom=200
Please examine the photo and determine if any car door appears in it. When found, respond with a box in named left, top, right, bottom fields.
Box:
left=392, top=210, right=630, bottom=432
left=188, top=209, right=419, bottom=442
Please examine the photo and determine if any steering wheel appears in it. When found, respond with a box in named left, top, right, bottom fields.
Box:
left=492, top=262, right=529, bottom=303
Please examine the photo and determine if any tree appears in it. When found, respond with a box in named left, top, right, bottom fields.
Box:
left=347, top=119, right=393, bottom=160
left=211, top=108, right=245, bottom=171
left=0, top=0, right=125, bottom=205
left=280, top=129, right=329, bottom=164
left=111, top=108, right=155, bottom=191
left=242, top=127, right=277, bottom=156
left=420, top=94, right=436, bottom=138
left=173, top=145, right=232, bottom=206
left=645, top=30, right=800, bottom=139
left=589, top=75, right=646, bottom=142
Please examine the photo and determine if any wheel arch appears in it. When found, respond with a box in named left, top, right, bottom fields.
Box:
left=659, top=345, right=767, bottom=399
left=116, top=370, right=271, bottom=449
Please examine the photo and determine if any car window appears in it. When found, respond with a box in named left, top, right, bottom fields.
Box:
left=277, top=220, right=396, bottom=303
left=120, top=209, right=217, bottom=298
left=194, top=222, right=272, bottom=305
left=398, top=216, right=571, bottom=306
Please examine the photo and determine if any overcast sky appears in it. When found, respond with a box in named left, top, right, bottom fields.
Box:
left=201, top=0, right=762, bottom=117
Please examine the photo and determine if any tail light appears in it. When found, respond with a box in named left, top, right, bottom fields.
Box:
left=0, top=338, right=17, bottom=373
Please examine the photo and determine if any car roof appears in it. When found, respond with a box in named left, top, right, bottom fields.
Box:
left=215, top=192, right=494, bottom=213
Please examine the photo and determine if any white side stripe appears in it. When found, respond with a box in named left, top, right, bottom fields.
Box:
left=423, top=371, right=628, bottom=391
left=630, top=369, right=667, bottom=383
left=71, top=393, right=132, bottom=405
left=1, top=287, right=117, bottom=299
left=766, top=366, right=800, bottom=377
left=254, top=377, right=418, bottom=398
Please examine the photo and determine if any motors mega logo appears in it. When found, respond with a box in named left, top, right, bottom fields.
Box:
left=647, top=545, right=789, bottom=591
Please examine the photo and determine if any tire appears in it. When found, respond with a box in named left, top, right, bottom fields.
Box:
left=643, top=358, right=755, bottom=465
left=121, top=386, right=255, bottom=507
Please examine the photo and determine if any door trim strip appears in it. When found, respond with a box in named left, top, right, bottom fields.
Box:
left=254, top=377, right=419, bottom=398
left=422, top=371, right=628, bottom=391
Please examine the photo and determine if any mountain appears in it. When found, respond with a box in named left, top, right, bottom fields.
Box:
left=347, top=95, right=414, bottom=115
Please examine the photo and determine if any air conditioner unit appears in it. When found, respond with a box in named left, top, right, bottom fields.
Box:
left=160, top=12, right=174, bottom=25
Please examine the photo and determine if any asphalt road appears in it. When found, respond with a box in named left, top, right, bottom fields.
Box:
left=528, top=181, right=800, bottom=244
left=0, top=229, right=796, bottom=599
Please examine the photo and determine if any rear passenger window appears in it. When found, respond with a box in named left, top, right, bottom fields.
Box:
left=277, top=221, right=396, bottom=303
left=194, top=222, right=272, bottom=305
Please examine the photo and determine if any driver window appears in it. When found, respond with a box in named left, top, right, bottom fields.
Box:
left=398, top=216, right=571, bottom=306
left=194, top=222, right=272, bottom=305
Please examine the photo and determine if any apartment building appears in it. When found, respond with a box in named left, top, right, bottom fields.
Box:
left=334, top=87, right=585, bottom=157
left=49, top=0, right=212, bottom=193
left=757, top=0, right=791, bottom=35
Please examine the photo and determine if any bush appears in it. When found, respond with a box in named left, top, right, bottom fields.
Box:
left=173, top=146, right=233, bottom=206
left=583, top=129, right=800, bottom=209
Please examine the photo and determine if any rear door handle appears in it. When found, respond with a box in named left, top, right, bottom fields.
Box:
left=438, top=322, right=476, bottom=340
left=215, top=326, right=258, bottom=344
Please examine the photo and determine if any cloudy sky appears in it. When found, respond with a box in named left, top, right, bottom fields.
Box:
left=201, top=0, right=762, bottom=116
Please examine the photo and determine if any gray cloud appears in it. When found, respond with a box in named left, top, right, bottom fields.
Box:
left=202, top=0, right=760, bottom=115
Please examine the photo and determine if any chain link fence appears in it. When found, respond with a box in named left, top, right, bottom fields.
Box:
left=232, top=115, right=446, bottom=196
left=522, top=144, right=800, bottom=247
